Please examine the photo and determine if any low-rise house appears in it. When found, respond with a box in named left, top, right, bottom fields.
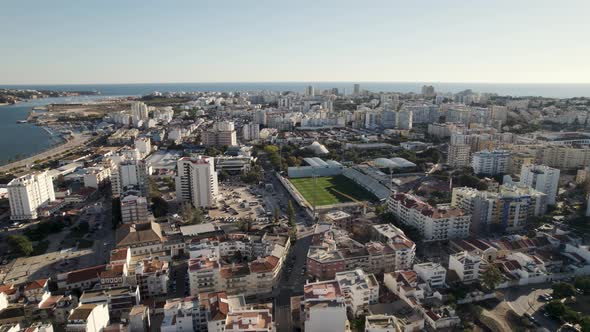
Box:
left=135, top=258, right=169, bottom=298
left=300, top=280, right=350, bottom=332
left=307, top=224, right=415, bottom=280
left=57, top=265, right=107, bottom=291
left=413, top=263, right=446, bottom=288
left=128, top=305, right=150, bottom=332
left=79, top=287, right=140, bottom=321
left=334, top=269, right=379, bottom=317
left=423, top=306, right=461, bottom=330
left=160, top=297, right=204, bottom=332
left=66, top=303, right=110, bottom=332
left=448, top=251, right=486, bottom=284
left=224, top=308, right=274, bottom=332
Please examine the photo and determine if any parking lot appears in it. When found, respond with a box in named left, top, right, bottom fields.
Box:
left=209, top=183, right=273, bottom=222
left=0, top=196, right=114, bottom=285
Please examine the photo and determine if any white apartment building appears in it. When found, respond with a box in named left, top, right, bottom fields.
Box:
left=201, top=292, right=247, bottom=332
left=120, top=195, right=150, bottom=224
left=110, top=159, right=149, bottom=198
left=302, top=280, right=350, bottom=332
left=242, top=122, right=260, bottom=141
left=131, top=101, right=149, bottom=128
left=448, top=251, right=485, bottom=284
left=134, top=137, right=152, bottom=158
left=403, top=104, right=439, bottom=124
left=66, top=303, right=110, bottom=332
left=83, top=166, right=111, bottom=189
left=153, top=107, right=174, bottom=123
left=539, top=146, right=590, bottom=169
left=334, top=269, right=379, bottom=317
left=397, top=109, right=413, bottom=130
left=519, top=164, right=560, bottom=205
left=188, top=234, right=288, bottom=297
left=8, top=171, right=56, bottom=220
left=387, top=193, right=471, bottom=242
left=161, top=297, right=205, bottom=332
left=135, top=258, right=169, bottom=298
left=427, top=122, right=465, bottom=138
left=413, top=262, right=446, bottom=288
left=203, top=121, right=238, bottom=147
left=472, top=150, right=511, bottom=175
left=446, top=108, right=471, bottom=124
left=451, top=185, right=547, bottom=233
left=225, top=308, right=274, bottom=332
left=175, top=156, right=219, bottom=208
left=447, top=144, right=471, bottom=168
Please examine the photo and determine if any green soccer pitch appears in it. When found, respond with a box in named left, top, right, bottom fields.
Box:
left=288, top=175, right=376, bottom=206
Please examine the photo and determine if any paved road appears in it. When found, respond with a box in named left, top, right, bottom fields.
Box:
left=274, top=235, right=312, bottom=332
left=502, top=285, right=560, bottom=331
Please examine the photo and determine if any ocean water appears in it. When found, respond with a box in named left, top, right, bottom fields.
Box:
left=0, top=96, right=109, bottom=166
left=1, top=82, right=590, bottom=98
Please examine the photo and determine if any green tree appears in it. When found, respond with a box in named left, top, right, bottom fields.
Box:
left=218, top=170, right=230, bottom=182
left=287, top=200, right=295, bottom=226
left=274, top=207, right=280, bottom=223
left=552, top=282, right=576, bottom=299
left=580, top=316, right=590, bottom=332
left=263, top=145, right=279, bottom=154
left=151, top=196, right=169, bottom=218
left=575, top=276, right=590, bottom=293
left=8, top=235, right=33, bottom=256
left=481, top=265, right=503, bottom=290
left=241, top=165, right=263, bottom=184
left=375, top=204, right=387, bottom=217
left=286, top=156, right=300, bottom=167
left=351, top=316, right=366, bottom=331
left=205, top=146, right=221, bottom=156
left=181, top=202, right=204, bottom=225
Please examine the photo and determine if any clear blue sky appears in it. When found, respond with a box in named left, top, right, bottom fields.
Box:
left=1, top=0, right=589, bottom=84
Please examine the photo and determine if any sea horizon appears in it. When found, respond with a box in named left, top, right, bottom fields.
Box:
left=1, top=81, right=590, bottom=98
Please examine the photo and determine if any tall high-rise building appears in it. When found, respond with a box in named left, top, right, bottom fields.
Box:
left=421, top=85, right=435, bottom=97
left=305, top=85, right=315, bottom=97
left=175, top=156, right=219, bottom=208
left=131, top=102, right=149, bottom=128
left=242, top=123, right=260, bottom=141
left=134, top=137, right=152, bottom=158
left=111, top=159, right=150, bottom=198
left=452, top=185, right=547, bottom=233
left=448, top=144, right=471, bottom=168
left=519, top=165, right=560, bottom=205
left=353, top=84, right=360, bottom=95
left=202, top=121, right=237, bottom=147
left=8, top=171, right=56, bottom=220
left=471, top=150, right=511, bottom=175
left=397, top=109, right=413, bottom=130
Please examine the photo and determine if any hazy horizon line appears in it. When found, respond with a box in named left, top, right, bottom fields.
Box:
left=2, top=80, right=590, bottom=86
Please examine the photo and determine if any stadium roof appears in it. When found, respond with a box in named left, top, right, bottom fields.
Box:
left=374, top=157, right=416, bottom=169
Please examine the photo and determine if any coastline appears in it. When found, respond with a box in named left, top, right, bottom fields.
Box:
left=0, top=133, right=90, bottom=173
left=0, top=96, right=101, bottom=170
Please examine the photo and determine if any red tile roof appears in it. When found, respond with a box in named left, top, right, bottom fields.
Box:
left=66, top=265, right=106, bottom=284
